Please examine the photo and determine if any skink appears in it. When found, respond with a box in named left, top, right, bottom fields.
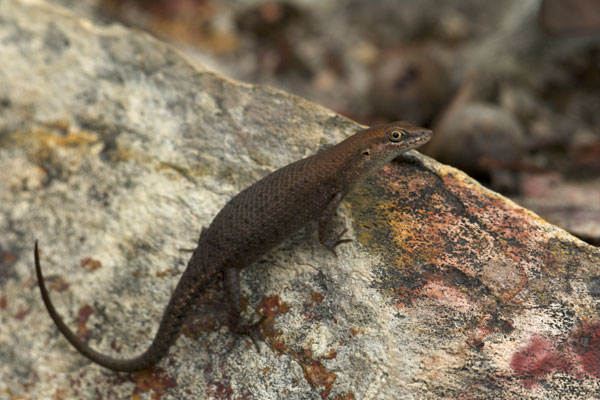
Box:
left=35, top=121, right=432, bottom=371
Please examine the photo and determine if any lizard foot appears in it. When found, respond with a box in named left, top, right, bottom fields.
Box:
left=229, top=315, right=266, bottom=352
left=321, top=228, right=352, bottom=257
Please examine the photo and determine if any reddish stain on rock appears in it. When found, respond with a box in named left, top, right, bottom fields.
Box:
left=258, top=294, right=290, bottom=318
left=49, top=276, right=70, bottom=292
left=333, top=391, right=356, bottom=400
left=1, top=248, right=16, bottom=264
left=131, top=368, right=177, bottom=400
left=77, top=304, right=94, bottom=342
left=0, top=296, right=6, bottom=310
left=510, top=335, right=571, bottom=387
left=205, top=381, right=234, bottom=399
left=80, top=257, right=102, bottom=271
left=323, top=349, right=337, bottom=360
left=256, top=295, right=291, bottom=353
left=571, top=322, right=600, bottom=378
left=110, top=367, right=177, bottom=400
left=303, top=291, right=327, bottom=322
left=511, top=321, right=600, bottom=387
left=14, top=307, right=30, bottom=320
left=110, top=337, right=123, bottom=353
left=155, top=268, right=174, bottom=278
left=297, top=348, right=337, bottom=399
left=310, top=291, right=325, bottom=304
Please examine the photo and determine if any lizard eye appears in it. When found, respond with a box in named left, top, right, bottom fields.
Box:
left=388, top=130, right=404, bottom=142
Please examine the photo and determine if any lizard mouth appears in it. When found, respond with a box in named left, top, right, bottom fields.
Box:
left=406, top=130, right=432, bottom=148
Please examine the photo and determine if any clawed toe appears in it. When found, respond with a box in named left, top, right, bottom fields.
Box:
left=322, top=228, right=352, bottom=256
left=230, top=316, right=266, bottom=352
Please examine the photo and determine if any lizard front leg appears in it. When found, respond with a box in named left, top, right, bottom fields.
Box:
left=318, top=191, right=352, bottom=256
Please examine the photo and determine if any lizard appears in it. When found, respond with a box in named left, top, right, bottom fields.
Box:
left=34, top=121, right=432, bottom=372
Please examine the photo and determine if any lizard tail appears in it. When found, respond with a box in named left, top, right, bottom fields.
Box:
left=34, top=240, right=205, bottom=372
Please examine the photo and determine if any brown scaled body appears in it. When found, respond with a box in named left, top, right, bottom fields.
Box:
left=35, top=121, right=432, bottom=371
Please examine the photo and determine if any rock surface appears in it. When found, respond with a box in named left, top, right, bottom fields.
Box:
left=0, top=1, right=599, bottom=399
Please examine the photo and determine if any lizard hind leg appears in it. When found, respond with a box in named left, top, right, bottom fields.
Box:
left=223, top=267, right=264, bottom=352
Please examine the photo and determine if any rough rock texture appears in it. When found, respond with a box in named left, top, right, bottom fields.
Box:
left=1, top=1, right=599, bottom=399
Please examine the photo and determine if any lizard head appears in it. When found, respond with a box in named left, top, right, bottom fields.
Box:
left=329, top=121, right=432, bottom=187
left=353, top=121, right=432, bottom=168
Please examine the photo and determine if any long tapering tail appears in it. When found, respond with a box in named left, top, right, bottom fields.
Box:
left=34, top=240, right=205, bottom=371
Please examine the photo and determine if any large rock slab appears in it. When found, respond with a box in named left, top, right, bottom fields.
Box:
left=1, top=1, right=599, bottom=399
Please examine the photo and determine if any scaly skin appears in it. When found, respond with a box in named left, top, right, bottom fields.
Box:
left=35, top=121, right=432, bottom=371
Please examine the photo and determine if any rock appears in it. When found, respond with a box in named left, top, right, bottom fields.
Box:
left=1, top=1, right=600, bottom=399
left=369, top=47, right=451, bottom=125
left=516, top=174, right=600, bottom=245
left=542, top=0, right=600, bottom=34
left=429, top=102, right=527, bottom=193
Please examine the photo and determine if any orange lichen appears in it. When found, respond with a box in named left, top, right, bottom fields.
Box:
left=323, top=349, right=337, bottom=360
left=310, top=291, right=325, bottom=305
left=80, top=257, right=102, bottom=271
left=49, top=276, right=70, bottom=292
left=155, top=268, right=175, bottom=278
left=297, top=348, right=337, bottom=399
left=108, top=367, right=177, bottom=400
left=131, top=369, right=177, bottom=400
left=257, top=294, right=291, bottom=318
left=332, top=391, right=356, bottom=400
left=256, top=295, right=291, bottom=354
left=38, top=130, right=98, bottom=148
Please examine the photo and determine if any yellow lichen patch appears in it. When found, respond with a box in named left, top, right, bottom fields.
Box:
left=7, top=125, right=98, bottom=151
left=10, top=124, right=212, bottom=184
left=156, top=161, right=206, bottom=182
left=387, top=215, right=444, bottom=266
left=37, top=129, right=98, bottom=148
left=41, top=119, right=70, bottom=133
left=6, top=126, right=101, bottom=174
left=109, top=146, right=135, bottom=162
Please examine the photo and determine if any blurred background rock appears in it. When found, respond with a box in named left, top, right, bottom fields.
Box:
left=46, top=0, right=600, bottom=245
